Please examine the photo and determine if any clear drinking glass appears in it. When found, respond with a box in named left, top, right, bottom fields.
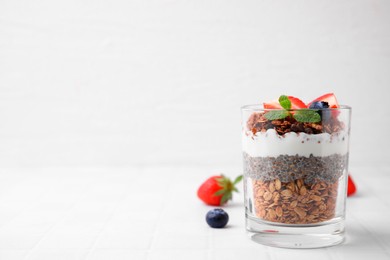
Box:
left=241, top=105, right=351, bottom=248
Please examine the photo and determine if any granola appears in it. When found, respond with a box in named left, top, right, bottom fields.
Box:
left=246, top=112, right=344, bottom=136
left=252, top=178, right=338, bottom=224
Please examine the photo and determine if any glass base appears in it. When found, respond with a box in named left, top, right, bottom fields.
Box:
left=246, top=214, right=345, bottom=249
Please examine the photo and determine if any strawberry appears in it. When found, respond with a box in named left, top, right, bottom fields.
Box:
left=263, top=100, right=282, bottom=109
left=307, top=93, right=339, bottom=108
left=347, top=175, right=357, bottom=197
left=307, top=93, right=341, bottom=119
left=264, top=96, right=307, bottom=109
left=197, top=175, right=243, bottom=206
left=287, top=96, right=307, bottom=109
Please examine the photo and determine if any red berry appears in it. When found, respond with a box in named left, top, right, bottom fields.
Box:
left=197, top=175, right=243, bottom=206
left=307, top=93, right=339, bottom=108
left=263, top=100, right=282, bottom=109
left=264, top=96, right=307, bottom=109
left=347, top=175, right=357, bottom=197
left=287, top=96, right=307, bottom=109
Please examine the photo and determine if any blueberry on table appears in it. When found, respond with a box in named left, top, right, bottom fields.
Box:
left=206, top=208, right=229, bottom=228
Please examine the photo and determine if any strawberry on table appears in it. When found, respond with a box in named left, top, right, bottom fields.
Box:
left=347, top=175, right=357, bottom=197
left=197, top=175, right=243, bottom=206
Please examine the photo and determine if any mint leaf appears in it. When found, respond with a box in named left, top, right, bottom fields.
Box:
left=279, top=95, right=291, bottom=110
left=293, top=110, right=321, bottom=123
left=264, top=110, right=290, bottom=120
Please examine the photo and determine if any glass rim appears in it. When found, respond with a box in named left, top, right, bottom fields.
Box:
left=241, top=104, right=352, bottom=111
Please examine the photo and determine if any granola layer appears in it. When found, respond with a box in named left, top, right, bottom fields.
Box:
left=251, top=178, right=338, bottom=224
left=246, top=112, right=344, bottom=136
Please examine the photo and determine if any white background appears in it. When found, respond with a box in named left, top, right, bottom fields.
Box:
left=1, top=2, right=390, bottom=260
left=1, top=0, right=390, bottom=169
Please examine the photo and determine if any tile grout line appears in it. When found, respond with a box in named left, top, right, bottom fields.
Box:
left=350, top=211, right=390, bottom=253
left=83, top=190, right=130, bottom=260
left=325, top=246, right=339, bottom=260
left=265, top=246, right=275, bottom=260
left=145, top=170, right=175, bottom=260
left=83, top=169, right=146, bottom=259
left=21, top=184, right=93, bottom=260
left=373, top=187, right=390, bottom=209
left=0, top=192, right=48, bottom=231
left=0, top=173, right=53, bottom=231
left=144, top=204, right=168, bottom=260
left=207, top=228, right=212, bottom=260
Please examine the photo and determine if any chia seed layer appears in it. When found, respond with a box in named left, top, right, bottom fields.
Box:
left=243, top=152, right=348, bottom=184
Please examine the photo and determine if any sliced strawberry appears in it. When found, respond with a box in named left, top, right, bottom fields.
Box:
left=263, top=100, right=282, bottom=109
left=307, top=93, right=339, bottom=108
left=347, top=175, right=357, bottom=197
left=263, top=96, right=307, bottom=109
left=288, top=96, right=307, bottom=109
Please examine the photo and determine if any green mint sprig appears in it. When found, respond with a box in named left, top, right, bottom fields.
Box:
left=278, top=95, right=291, bottom=110
left=264, top=110, right=290, bottom=120
left=293, top=109, right=321, bottom=122
left=264, top=95, right=321, bottom=123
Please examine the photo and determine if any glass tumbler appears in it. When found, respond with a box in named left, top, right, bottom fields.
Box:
left=241, top=105, right=351, bottom=248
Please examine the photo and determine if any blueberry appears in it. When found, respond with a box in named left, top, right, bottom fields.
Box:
left=309, top=101, right=330, bottom=121
left=309, top=101, right=329, bottom=109
left=206, top=208, right=229, bottom=228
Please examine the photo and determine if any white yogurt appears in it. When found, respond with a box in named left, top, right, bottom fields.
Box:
left=242, top=129, right=349, bottom=157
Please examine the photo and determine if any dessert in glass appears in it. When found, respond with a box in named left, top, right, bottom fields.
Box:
left=242, top=93, right=351, bottom=248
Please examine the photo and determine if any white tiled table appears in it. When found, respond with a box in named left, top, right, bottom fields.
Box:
left=0, top=166, right=389, bottom=260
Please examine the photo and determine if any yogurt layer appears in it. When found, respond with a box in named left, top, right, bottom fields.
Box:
left=242, top=129, right=349, bottom=157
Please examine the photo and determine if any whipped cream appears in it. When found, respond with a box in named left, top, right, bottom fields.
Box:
left=242, top=129, right=349, bottom=157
